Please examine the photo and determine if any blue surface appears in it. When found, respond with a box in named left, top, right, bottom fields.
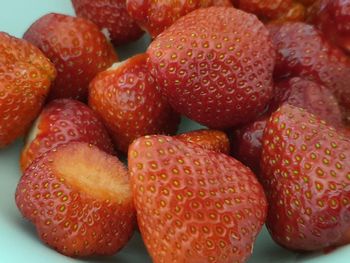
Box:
left=0, top=1, right=349, bottom=262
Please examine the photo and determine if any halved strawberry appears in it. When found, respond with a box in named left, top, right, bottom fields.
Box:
left=231, top=77, right=343, bottom=173
left=16, top=142, right=135, bottom=257
left=308, top=0, right=350, bottom=54
left=23, top=13, right=118, bottom=101
left=268, top=22, right=350, bottom=122
left=20, top=99, right=114, bottom=172
left=175, top=129, right=230, bottom=154
left=147, top=7, right=275, bottom=129
left=0, top=32, right=56, bottom=148
left=128, top=135, right=267, bottom=263
left=89, top=53, right=180, bottom=153
left=261, top=104, right=350, bottom=251
left=71, top=0, right=144, bottom=45
left=126, top=0, right=232, bottom=38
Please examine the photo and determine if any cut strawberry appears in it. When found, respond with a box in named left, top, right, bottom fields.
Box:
left=175, top=129, right=230, bottom=154
left=16, top=142, right=135, bottom=257
left=71, top=0, right=144, bottom=45
left=89, top=53, right=180, bottom=153
left=261, top=104, right=350, bottom=251
left=126, top=0, right=232, bottom=38
left=20, top=99, right=115, bottom=171
left=147, top=7, right=275, bottom=129
left=268, top=22, right=350, bottom=122
left=0, top=32, right=56, bottom=148
left=23, top=13, right=118, bottom=101
left=128, top=135, right=267, bottom=263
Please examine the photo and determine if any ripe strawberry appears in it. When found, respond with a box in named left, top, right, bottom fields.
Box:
left=260, top=104, right=350, bottom=251
left=126, top=0, right=232, bottom=38
left=308, top=0, right=350, bottom=54
left=71, top=0, right=144, bottom=45
left=175, top=129, right=230, bottom=154
left=20, top=99, right=114, bottom=172
left=0, top=32, right=56, bottom=148
left=23, top=13, right=118, bottom=101
left=147, top=7, right=275, bottom=129
left=267, top=22, right=350, bottom=122
left=16, top=142, right=135, bottom=257
left=232, top=77, right=343, bottom=173
left=128, top=135, right=267, bottom=263
left=89, top=53, right=180, bottom=153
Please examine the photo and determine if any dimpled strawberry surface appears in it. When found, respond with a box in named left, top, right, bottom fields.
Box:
left=1, top=1, right=350, bottom=263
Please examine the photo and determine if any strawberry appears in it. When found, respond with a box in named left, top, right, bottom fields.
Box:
left=20, top=99, right=114, bottom=172
left=71, top=0, right=144, bottom=45
left=89, top=53, right=180, bottom=153
left=16, top=142, right=135, bottom=257
left=175, top=129, right=230, bottom=154
left=23, top=13, right=118, bottom=101
left=308, top=0, right=350, bottom=54
left=126, top=0, right=232, bottom=38
left=232, top=77, right=343, bottom=173
left=128, top=135, right=267, bottom=263
left=147, top=7, right=275, bottom=129
left=0, top=32, right=56, bottom=148
left=267, top=22, right=350, bottom=122
left=260, top=104, right=350, bottom=251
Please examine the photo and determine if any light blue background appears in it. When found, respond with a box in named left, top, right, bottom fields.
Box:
left=1, top=1, right=349, bottom=262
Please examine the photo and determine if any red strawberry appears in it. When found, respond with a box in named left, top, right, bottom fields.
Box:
left=308, top=0, right=350, bottom=54
left=16, top=142, right=135, bottom=257
left=147, top=7, right=275, bottom=129
left=260, top=104, right=350, bottom=251
left=23, top=13, right=118, bottom=101
left=20, top=99, right=114, bottom=171
left=175, top=129, right=230, bottom=154
left=71, top=0, right=144, bottom=45
left=0, top=32, right=56, bottom=148
left=267, top=22, right=350, bottom=122
left=232, top=77, right=343, bottom=173
left=128, top=135, right=267, bottom=263
left=89, top=53, right=180, bottom=153
left=126, top=0, right=232, bottom=38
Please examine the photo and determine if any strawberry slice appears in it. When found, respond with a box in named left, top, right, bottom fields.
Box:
left=231, top=77, right=343, bottom=173
left=0, top=32, right=56, bottom=148
left=16, top=142, right=135, bottom=257
left=23, top=13, right=118, bottom=101
left=267, top=22, right=350, bottom=122
left=128, top=135, right=267, bottom=263
left=71, top=0, right=144, bottom=45
left=147, top=7, right=275, bottom=129
left=261, top=104, right=350, bottom=251
left=89, top=53, right=180, bottom=153
left=126, top=0, right=232, bottom=38
left=308, top=0, right=350, bottom=54
left=175, top=129, right=230, bottom=154
left=20, top=99, right=115, bottom=172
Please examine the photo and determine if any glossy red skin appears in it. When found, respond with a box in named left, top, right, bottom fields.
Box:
left=148, top=7, right=275, bottom=129
left=308, top=0, right=350, bottom=54
left=126, top=0, right=232, bottom=38
left=20, top=99, right=114, bottom=171
left=232, top=77, right=343, bottom=174
left=89, top=53, right=180, bottom=153
left=0, top=32, right=56, bottom=148
left=128, top=135, right=267, bottom=263
left=23, top=13, right=118, bottom=101
left=268, top=22, right=350, bottom=121
left=72, top=0, right=144, bottom=45
left=175, top=129, right=230, bottom=154
left=16, top=142, right=135, bottom=257
left=261, top=104, right=350, bottom=251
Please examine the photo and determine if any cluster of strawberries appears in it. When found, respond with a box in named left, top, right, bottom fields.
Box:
left=1, top=0, right=350, bottom=262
